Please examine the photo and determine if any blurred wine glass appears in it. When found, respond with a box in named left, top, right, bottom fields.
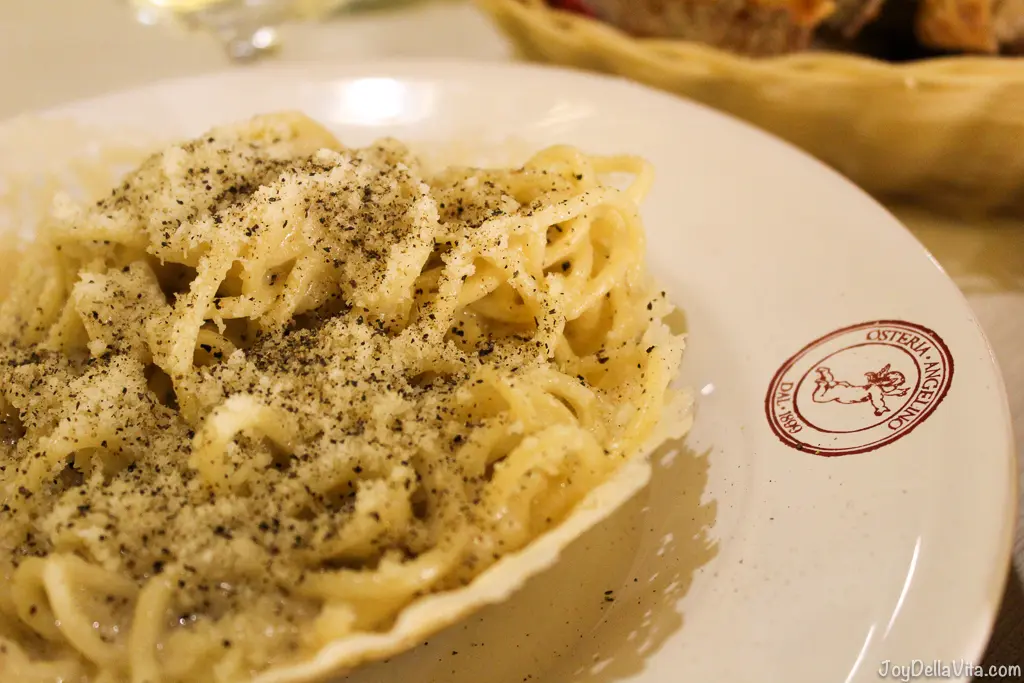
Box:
left=129, top=0, right=386, bottom=61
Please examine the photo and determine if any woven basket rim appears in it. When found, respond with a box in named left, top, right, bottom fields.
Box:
left=477, top=0, right=1024, bottom=84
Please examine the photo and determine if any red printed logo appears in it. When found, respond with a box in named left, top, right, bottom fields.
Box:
left=766, top=321, right=953, bottom=456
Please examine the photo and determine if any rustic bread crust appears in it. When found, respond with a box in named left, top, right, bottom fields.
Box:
left=558, top=0, right=1024, bottom=56
left=582, top=0, right=836, bottom=56
left=823, top=0, right=888, bottom=38
left=993, top=0, right=1024, bottom=50
left=916, top=0, right=1024, bottom=53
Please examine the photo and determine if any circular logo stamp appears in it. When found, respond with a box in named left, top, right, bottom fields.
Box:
left=766, top=320, right=953, bottom=456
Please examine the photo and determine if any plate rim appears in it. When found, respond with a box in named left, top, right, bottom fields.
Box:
left=3, top=57, right=1018, bottom=679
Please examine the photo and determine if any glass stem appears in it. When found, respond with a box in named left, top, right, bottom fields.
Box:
left=219, top=23, right=280, bottom=61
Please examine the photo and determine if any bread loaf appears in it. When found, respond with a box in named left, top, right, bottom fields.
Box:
left=579, top=0, right=836, bottom=56
left=823, top=0, right=888, bottom=38
left=916, top=0, right=1024, bottom=53
left=548, top=0, right=1024, bottom=57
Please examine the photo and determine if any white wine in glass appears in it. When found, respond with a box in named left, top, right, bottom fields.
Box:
left=128, top=0, right=344, bottom=61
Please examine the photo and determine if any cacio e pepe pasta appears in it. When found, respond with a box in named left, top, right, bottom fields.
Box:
left=0, top=112, right=691, bottom=683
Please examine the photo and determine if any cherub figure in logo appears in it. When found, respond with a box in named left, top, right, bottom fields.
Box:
left=811, top=364, right=910, bottom=416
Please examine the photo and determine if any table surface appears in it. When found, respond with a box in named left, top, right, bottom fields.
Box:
left=2, top=0, right=1022, bottom=678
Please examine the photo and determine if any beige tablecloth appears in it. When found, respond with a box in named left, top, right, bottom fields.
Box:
left=2, top=0, right=1022, bottom=677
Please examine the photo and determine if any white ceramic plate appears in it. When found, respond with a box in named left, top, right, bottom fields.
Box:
left=0, top=61, right=1016, bottom=683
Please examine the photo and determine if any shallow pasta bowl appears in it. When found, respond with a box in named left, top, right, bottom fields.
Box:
left=0, top=60, right=1015, bottom=683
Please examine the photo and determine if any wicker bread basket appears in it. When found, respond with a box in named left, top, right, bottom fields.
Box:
left=475, top=0, right=1024, bottom=217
